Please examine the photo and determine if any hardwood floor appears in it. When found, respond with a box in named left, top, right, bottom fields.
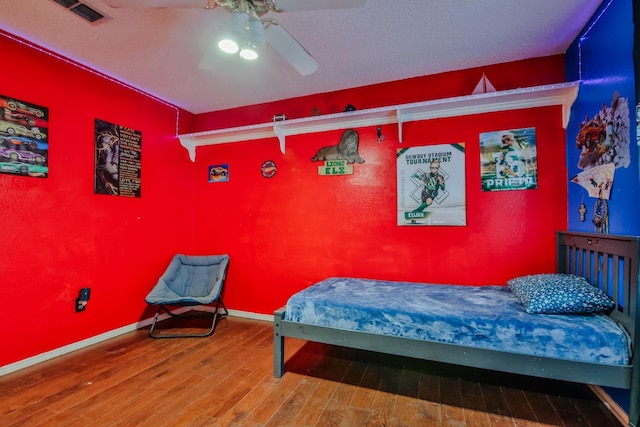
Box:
left=0, top=315, right=622, bottom=426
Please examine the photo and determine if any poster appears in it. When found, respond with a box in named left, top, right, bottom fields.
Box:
left=94, top=119, right=141, bottom=197
left=208, top=164, right=229, bottom=182
left=0, top=95, right=49, bottom=178
left=480, top=127, right=537, bottom=192
left=397, top=144, right=466, bottom=226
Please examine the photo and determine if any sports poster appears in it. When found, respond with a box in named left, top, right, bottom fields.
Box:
left=397, top=144, right=466, bottom=226
left=480, top=127, right=537, bottom=192
left=94, top=119, right=142, bottom=197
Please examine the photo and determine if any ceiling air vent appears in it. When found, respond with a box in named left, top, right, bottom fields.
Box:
left=50, top=0, right=109, bottom=24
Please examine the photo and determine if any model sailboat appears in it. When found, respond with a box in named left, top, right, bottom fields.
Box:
left=472, top=73, right=496, bottom=94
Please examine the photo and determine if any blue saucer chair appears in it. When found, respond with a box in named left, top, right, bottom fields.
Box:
left=145, top=254, right=229, bottom=338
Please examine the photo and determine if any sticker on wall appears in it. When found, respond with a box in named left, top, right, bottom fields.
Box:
left=397, top=144, right=466, bottom=226
left=94, top=119, right=142, bottom=197
left=480, top=127, right=537, bottom=192
left=209, top=164, right=229, bottom=182
left=261, top=160, right=277, bottom=178
left=0, top=94, right=49, bottom=178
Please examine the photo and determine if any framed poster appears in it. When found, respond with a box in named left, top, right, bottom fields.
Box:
left=397, top=143, right=466, bottom=226
left=480, top=127, right=537, bottom=192
left=0, top=95, right=49, bottom=178
left=209, top=164, right=229, bottom=182
left=94, top=119, right=142, bottom=197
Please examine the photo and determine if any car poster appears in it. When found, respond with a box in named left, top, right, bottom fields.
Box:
left=208, top=164, right=229, bottom=182
left=397, top=143, right=466, bottom=226
left=0, top=94, right=49, bottom=178
left=480, top=127, right=537, bottom=192
left=94, top=119, right=141, bottom=197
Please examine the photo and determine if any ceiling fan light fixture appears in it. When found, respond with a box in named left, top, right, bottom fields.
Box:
left=217, top=11, right=247, bottom=54
left=218, top=38, right=239, bottom=54
left=239, top=45, right=258, bottom=60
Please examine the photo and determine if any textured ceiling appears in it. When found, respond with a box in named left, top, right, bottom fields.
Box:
left=0, top=0, right=602, bottom=114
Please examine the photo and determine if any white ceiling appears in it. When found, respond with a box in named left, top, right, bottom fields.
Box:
left=0, top=0, right=602, bottom=114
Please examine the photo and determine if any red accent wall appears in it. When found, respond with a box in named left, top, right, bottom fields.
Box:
left=1, top=30, right=567, bottom=368
left=191, top=56, right=568, bottom=314
left=0, top=32, right=196, bottom=367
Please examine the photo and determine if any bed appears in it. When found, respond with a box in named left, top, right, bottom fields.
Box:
left=273, top=231, right=640, bottom=426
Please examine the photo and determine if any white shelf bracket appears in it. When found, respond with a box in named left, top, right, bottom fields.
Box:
left=396, top=109, right=405, bottom=143
left=179, top=138, right=197, bottom=162
left=273, top=124, right=287, bottom=154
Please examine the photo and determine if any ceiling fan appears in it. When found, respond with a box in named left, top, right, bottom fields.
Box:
left=101, top=0, right=367, bottom=76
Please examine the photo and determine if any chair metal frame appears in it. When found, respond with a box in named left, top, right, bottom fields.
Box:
left=149, top=299, right=228, bottom=338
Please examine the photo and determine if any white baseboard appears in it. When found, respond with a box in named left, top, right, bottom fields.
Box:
left=0, top=308, right=274, bottom=377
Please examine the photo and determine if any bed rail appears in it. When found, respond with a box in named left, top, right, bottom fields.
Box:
left=557, top=231, right=640, bottom=427
left=557, top=231, right=639, bottom=335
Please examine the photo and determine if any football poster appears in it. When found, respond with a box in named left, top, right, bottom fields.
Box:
left=397, top=144, right=466, bottom=226
left=480, top=127, right=537, bottom=192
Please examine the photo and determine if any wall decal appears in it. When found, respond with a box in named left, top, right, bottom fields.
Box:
left=311, top=129, right=364, bottom=164
left=209, top=164, right=229, bottom=182
left=0, top=94, right=49, bottom=178
left=261, top=160, right=276, bottom=178
left=575, top=92, right=630, bottom=171
left=94, top=119, right=141, bottom=197
left=397, top=144, right=466, bottom=226
left=480, top=127, right=537, bottom=192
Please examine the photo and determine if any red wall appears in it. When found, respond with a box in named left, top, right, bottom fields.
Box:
left=1, top=30, right=568, bottom=368
left=0, top=32, right=196, bottom=367
left=192, top=56, right=568, bottom=314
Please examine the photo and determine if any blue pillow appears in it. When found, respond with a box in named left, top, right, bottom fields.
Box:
left=507, top=273, right=614, bottom=314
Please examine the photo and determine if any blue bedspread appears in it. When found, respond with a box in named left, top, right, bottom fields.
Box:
left=284, top=277, right=631, bottom=365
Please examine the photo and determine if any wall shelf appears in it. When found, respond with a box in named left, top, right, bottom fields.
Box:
left=178, top=81, right=579, bottom=162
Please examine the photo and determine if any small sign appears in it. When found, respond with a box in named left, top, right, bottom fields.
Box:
left=318, top=160, right=353, bottom=176
left=261, top=160, right=277, bottom=178
left=208, top=164, right=229, bottom=182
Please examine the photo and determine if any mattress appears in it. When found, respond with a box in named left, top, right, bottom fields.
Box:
left=284, top=277, right=631, bottom=365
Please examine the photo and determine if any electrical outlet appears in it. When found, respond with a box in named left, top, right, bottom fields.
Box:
left=75, top=288, right=91, bottom=312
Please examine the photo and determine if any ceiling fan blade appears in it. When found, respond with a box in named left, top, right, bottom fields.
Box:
left=269, top=0, right=366, bottom=12
left=265, top=24, right=319, bottom=76
left=102, top=0, right=209, bottom=8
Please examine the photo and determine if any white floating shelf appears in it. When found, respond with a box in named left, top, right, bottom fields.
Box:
left=178, top=81, right=579, bottom=161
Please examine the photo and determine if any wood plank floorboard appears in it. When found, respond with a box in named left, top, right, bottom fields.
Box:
left=0, top=316, right=623, bottom=426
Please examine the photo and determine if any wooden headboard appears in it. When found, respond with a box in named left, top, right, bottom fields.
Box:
left=557, top=231, right=640, bottom=336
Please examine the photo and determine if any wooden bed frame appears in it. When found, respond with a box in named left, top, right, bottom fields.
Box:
left=273, top=231, right=640, bottom=426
